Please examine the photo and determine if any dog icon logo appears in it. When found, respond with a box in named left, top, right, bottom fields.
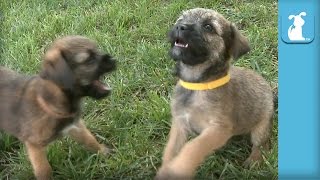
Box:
left=282, top=10, right=314, bottom=44
left=288, top=12, right=307, bottom=41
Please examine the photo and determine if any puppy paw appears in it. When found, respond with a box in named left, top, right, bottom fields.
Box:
left=243, top=157, right=261, bottom=168
left=243, top=147, right=265, bottom=168
left=98, top=144, right=114, bottom=156
left=34, top=166, right=53, bottom=180
left=155, top=166, right=191, bottom=180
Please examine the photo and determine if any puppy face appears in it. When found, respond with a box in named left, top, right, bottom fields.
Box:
left=169, top=8, right=250, bottom=66
left=40, top=36, right=116, bottom=99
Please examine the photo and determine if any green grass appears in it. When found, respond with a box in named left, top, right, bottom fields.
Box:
left=0, top=0, right=278, bottom=179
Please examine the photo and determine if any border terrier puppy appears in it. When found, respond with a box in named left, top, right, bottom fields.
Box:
left=0, top=36, right=116, bottom=179
left=156, top=8, right=274, bottom=179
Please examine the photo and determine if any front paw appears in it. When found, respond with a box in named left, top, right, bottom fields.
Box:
left=243, top=156, right=261, bottom=169
left=98, top=144, right=114, bottom=156
left=34, top=165, right=53, bottom=180
left=155, top=166, right=190, bottom=180
left=155, top=166, right=172, bottom=180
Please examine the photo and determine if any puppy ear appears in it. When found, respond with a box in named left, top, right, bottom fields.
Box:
left=299, top=12, right=306, bottom=17
left=288, top=15, right=295, bottom=20
left=229, top=23, right=250, bottom=60
left=40, top=49, right=75, bottom=91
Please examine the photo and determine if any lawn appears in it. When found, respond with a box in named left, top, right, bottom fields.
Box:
left=0, top=0, right=278, bottom=179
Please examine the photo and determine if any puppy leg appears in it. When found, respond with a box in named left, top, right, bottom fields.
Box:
left=244, top=118, right=272, bottom=167
left=156, top=126, right=232, bottom=179
left=162, top=121, right=188, bottom=165
left=25, top=142, right=52, bottom=180
left=67, top=120, right=111, bottom=156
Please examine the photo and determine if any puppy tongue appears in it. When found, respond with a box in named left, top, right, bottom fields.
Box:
left=93, top=80, right=112, bottom=91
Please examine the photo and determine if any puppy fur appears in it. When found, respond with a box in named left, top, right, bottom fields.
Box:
left=0, top=36, right=116, bottom=179
left=156, top=8, right=274, bottom=179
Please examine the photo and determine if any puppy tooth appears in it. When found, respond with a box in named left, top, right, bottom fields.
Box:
left=103, top=83, right=112, bottom=90
left=103, top=86, right=112, bottom=90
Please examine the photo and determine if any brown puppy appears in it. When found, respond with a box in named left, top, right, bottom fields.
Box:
left=156, top=8, right=274, bottom=179
left=0, top=36, right=116, bottom=179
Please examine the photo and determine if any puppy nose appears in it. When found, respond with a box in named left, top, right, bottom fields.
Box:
left=176, top=24, right=191, bottom=31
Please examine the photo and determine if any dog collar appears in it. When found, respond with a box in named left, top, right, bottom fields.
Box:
left=179, top=73, right=230, bottom=90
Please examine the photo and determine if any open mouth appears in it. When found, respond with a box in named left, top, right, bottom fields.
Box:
left=84, top=75, right=113, bottom=99
left=174, top=38, right=189, bottom=48
left=92, top=79, right=112, bottom=92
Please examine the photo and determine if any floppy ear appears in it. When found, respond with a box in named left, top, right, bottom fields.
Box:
left=288, top=15, right=295, bottom=20
left=40, top=48, right=75, bottom=91
left=299, top=12, right=306, bottom=17
left=229, top=23, right=250, bottom=60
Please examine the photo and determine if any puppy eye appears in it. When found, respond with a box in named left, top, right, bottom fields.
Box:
left=86, top=57, right=95, bottom=64
left=86, top=50, right=96, bottom=64
left=203, top=24, right=214, bottom=32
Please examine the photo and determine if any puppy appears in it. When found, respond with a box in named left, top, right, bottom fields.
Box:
left=156, top=8, right=274, bottom=179
left=0, top=36, right=116, bottom=179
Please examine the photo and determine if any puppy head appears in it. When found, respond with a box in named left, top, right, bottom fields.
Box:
left=40, top=36, right=116, bottom=99
left=169, top=8, right=250, bottom=66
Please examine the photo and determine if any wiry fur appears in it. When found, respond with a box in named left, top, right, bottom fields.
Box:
left=156, top=8, right=274, bottom=179
left=0, top=36, right=116, bottom=180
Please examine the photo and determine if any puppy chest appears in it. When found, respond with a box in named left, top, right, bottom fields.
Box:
left=172, top=91, right=228, bottom=133
left=172, top=103, right=214, bottom=134
left=175, top=111, right=206, bottom=134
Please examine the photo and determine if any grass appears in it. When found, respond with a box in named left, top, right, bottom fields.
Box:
left=0, top=0, right=278, bottom=179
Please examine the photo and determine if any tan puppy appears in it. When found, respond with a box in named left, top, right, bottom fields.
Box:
left=156, top=8, right=274, bottom=179
left=0, top=36, right=116, bottom=179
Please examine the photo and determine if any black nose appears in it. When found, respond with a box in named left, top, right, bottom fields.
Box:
left=101, top=54, right=116, bottom=71
left=176, top=24, right=192, bottom=31
left=102, top=54, right=112, bottom=61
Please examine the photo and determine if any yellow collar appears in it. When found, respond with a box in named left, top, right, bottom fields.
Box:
left=179, top=73, right=230, bottom=90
